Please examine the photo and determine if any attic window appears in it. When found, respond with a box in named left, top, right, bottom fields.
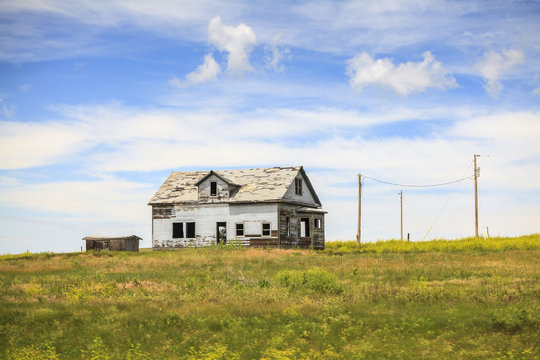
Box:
left=295, top=178, right=303, bottom=195
left=210, top=181, right=217, bottom=196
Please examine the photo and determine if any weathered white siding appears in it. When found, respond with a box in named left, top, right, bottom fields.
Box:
left=283, top=172, right=318, bottom=206
left=152, top=203, right=278, bottom=248
left=198, top=174, right=232, bottom=203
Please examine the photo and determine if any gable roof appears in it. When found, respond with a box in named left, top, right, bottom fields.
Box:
left=194, top=170, right=240, bottom=187
left=148, top=166, right=321, bottom=206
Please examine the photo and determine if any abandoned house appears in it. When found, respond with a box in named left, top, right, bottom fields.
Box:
left=148, top=166, right=326, bottom=250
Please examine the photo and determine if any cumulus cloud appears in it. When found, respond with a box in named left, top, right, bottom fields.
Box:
left=346, top=51, right=457, bottom=95
left=170, top=53, right=220, bottom=88
left=208, top=15, right=257, bottom=76
left=475, top=49, right=524, bottom=98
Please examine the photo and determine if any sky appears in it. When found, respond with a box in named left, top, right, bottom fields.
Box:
left=1, top=0, right=539, bottom=253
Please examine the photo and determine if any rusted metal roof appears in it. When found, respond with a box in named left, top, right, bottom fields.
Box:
left=149, top=166, right=313, bottom=205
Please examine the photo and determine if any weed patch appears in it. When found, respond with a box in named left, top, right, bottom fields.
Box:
left=276, top=268, right=343, bottom=294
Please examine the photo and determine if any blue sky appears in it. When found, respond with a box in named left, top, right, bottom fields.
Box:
left=1, top=0, right=539, bottom=253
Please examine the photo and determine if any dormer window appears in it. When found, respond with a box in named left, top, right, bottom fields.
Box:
left=295, top=178, right=303, bottom=195
left=210, top=181, right=217, bottom=196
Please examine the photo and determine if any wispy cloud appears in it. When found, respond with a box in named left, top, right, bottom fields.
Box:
left=475, top=49, right=525, bottom=98
left=265, top=33, right=289, bottom=72
left=346, top=51, right=457, bottom=95
left=1, top=104, right=16, bottom=118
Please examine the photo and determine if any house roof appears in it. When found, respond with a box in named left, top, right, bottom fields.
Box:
left=148, top=166, right=321, bottom=206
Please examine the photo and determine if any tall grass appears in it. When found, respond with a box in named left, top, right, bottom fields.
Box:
left=325, top=233, right=540, bottom=253
left=0, top=235, right=538, bottom=359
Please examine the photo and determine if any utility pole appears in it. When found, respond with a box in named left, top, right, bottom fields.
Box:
left=357, top=174, right=362, bottom=246
left=474, top=154, right=479, bottom=239
left=400, top=190, right=403, bottom=241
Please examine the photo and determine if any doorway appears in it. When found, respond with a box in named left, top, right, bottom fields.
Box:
left=300, top=218, right=310, bottom=237
left=216, top=222, right=227, bottom=244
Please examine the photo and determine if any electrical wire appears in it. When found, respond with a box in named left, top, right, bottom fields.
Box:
left=362, top=174, right=474, bottom=188
left=420, top=161, right=474, bottom=241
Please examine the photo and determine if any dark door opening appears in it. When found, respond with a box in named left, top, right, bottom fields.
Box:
left=300, top=218, right=310, bottom=237
left=216, top=222, right=227, bottom=244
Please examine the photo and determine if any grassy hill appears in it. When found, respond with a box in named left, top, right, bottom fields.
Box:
left=1, top=235, right=539, bottom=359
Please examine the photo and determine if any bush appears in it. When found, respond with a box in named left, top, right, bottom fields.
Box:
left=276, top=268, right=343, bottom=294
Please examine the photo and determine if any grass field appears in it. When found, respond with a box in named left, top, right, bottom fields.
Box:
left=1, top=235, right=539, bottom=359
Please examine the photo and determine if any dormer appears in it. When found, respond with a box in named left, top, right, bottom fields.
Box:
left=282, top=167, right=321, bottom=207
left=195, top=171, right=240, bottom=203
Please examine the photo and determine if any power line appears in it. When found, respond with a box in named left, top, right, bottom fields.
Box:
left=362, top=174, right=473, bottom=188
left=421, top=160, right=473, bottom=241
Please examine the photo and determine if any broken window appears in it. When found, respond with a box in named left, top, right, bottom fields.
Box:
left=186, top=222, right=196, bottom=238
left=295, top=178, right=303, bottom=195
left=236, top=223, right=244, bottom=236
left=300, top=218, right=310, bottom=237
left=173, top=223, right=184, bottom=238
left=262, top=223, right=271, bottom=236
left=286, top=217, right=290, bottom=237
left=314, top=218, right=322, bottom=229
left=210, top=181, right=217, bottom=196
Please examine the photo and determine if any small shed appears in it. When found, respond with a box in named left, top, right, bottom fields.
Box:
left=83, top=235, right=142, bottom=252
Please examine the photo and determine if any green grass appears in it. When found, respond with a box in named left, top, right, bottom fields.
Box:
left=325, top=234, right=540, bottom=253
left=0, top=235, right=539, bottom=359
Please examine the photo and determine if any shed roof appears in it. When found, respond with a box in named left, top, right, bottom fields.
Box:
left=148, top=166, right=321, bottom=206
left=82, top=235, right=142, bottom=241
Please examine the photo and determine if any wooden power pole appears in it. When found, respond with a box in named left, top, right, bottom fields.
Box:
left=474, top=154, right=479, bottom=239
left=400, top=190, right=403, bottom=241
left=357, top=174, right=362, bottom=246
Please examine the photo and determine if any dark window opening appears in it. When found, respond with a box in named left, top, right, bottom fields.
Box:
left=173, top=223, right=184, bottom=238
left=314, top=218, right=322, bottom=229
left=262, top=223, right=271, bottom=236
left=286, top=217, right=290, bottom=237
left=295, top=178, right=303, bottom=195
left=186, top=222, right=196, bottom=238
left=210, top=181, right=217, bottom=196
left=300, top=218, right=310, bottom=237
left=236, top=223, right=244, bottom=236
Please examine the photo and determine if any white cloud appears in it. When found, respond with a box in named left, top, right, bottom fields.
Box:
left=1, top=102, right=539, bottom=248
left=19, top=84, right=31, bottom=92
left=533, top=87, right=540, bottom=95
left=0, top=120, right=88, bottom=169
left=346, top=51, right=457, bottom=95
left=0, top=178, right=153, bottom=223
left=208, top=15, right=257, bottom=76
left=475, top=49, right=525, bottom=98
left=170, top=53, right=221, bottom=88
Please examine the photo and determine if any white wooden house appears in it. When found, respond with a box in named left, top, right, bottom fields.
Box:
left=148, top=166, right=326, bottom=249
